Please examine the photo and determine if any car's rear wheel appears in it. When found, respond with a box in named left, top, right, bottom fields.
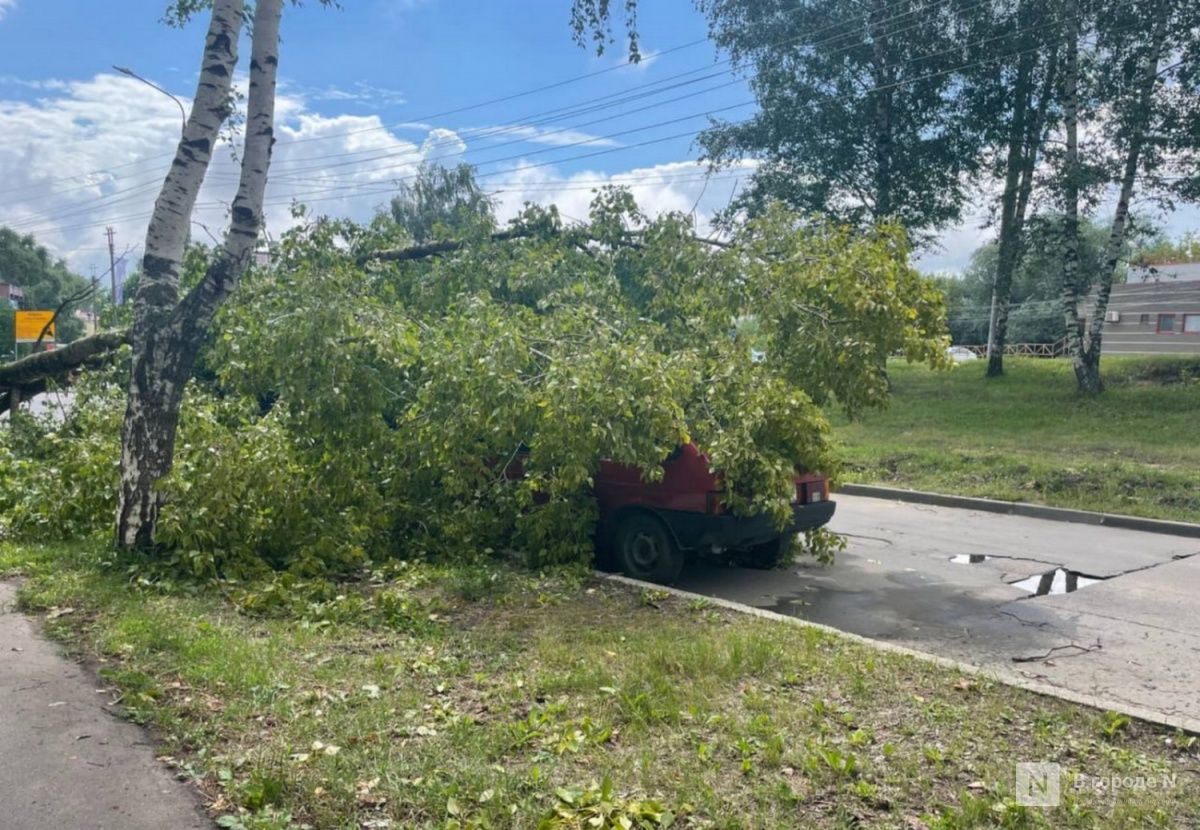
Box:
left=614, top=513, right=684, bottom=584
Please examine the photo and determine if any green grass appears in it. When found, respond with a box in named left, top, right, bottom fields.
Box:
left=4, top=542, right=1198, bottom=829
left=833, top=357, right=1200, bottom=521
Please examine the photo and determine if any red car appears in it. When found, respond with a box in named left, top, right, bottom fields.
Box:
left=594, top=443, right=835, bottom=583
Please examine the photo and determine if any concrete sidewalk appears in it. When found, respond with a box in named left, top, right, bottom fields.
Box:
left=0, top=582, right=212, bottom=830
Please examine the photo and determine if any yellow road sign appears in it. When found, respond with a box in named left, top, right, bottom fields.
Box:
left=14, top=310, right=56, bottom=343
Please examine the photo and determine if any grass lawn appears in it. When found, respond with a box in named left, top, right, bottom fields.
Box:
left=832, top=357, right=1200, bottom=522
left=4, top=542, right=1198, bottom=829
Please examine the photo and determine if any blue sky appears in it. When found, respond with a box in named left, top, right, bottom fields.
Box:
left=1, top=0, right=746, bottom=166
left=0, top=0, right=762, bottom=278
left=0, top=1, right=1195, bottom=279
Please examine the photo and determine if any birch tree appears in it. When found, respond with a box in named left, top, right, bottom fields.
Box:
left=1057, top=0, right=1197, bottom=394
left=117, top=0, right=283, bottom=547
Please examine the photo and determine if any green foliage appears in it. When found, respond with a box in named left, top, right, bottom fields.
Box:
left=1135, top=230, right=1200, bottom=265
left=387, top=162, right=497, bottom=244
left=570, top=0, right=640, bottom=61
left=696, top=0, right=981, bottom=235
left=2, top=188, right=945, bottom=574
left=156, top=392, right=380, bottom=578
left=537, top=779, right=685, bottom=829
left=0, top=226, right=91, bottom=351
left=0, top=375, right=123, bottom=542
left=935, top=215, right=1116, bottom=346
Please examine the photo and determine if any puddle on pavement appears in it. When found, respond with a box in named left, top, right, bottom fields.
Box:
left=1012, top=568, right=1104, bottom=596
left=949, top=554, right=990, bottom=564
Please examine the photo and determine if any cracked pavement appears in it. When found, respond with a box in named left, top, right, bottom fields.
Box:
left=675, top=494, right=1200, bottom=729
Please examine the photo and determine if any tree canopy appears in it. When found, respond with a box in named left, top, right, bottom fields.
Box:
left=696, top=0, right=983, bottom=237
left=935, top=215, right=1115, bottom=346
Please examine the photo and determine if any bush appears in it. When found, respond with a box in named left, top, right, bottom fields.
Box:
left=0, top=377, right=122, bottom=542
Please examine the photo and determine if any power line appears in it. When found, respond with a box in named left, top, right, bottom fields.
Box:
left=208, top=0, right=1132, bottom=193
left=208, top=8, right=1147, bottom=203
left=9, top=3, right=1148, bottom=239
left=4, top=0, right=973, bottom=213
left=0, top=0, right=970, bottom=200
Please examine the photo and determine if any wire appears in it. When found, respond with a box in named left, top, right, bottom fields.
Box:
left=0, top=0, right=972, bottom=199
left=4, top=0, right=974, bottom=212
left=9, top=4, right=1148, bottom=239
left=206, top=7, right=1145, bottom=201
left=11, top=0, right=1110, bottom=233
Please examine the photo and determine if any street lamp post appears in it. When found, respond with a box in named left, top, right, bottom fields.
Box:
left=112, top=65, right=187, bottom=135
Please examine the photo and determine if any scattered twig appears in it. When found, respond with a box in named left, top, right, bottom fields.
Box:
left=1011, top=639, right=1102, bottom=663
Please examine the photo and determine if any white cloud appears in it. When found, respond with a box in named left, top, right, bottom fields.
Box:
left=489, top=159, right=758, bottom=236
left=419, top=127, right=465, bottom=161
left=466, top=124, right=618, bottom=149
left=0, top=72, right=749, bottom=279
left=285, top=80, right=407, bottom=108
left=0, top=0, right=16, bottom=22
left=0, top=73, right=432, bottom=273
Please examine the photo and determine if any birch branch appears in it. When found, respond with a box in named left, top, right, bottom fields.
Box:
left=177, top=0, right=283, bottom=340
left=134, top=0, right=244, bottom=330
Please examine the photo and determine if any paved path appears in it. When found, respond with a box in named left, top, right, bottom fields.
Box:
left=0, top=582, right=212, bottom=830
left=676, top=495, right=1200, bottom=729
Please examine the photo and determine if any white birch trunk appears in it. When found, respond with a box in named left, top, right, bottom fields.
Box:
left=1066, top=7, right=1167, bottom=394
left=117, top=0, right=283, bottom=548
left=1058, top=2, right=1084, bottom=382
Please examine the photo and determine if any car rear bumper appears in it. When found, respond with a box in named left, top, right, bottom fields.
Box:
left=659, top=500, right=837, bottom=551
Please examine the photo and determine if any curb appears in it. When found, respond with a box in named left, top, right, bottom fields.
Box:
left=602, top=572, right=1200, bottom=735
left=839, top=483, right=1200, bottom=539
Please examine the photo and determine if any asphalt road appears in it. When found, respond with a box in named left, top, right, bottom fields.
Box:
left=675, top=494, right=1200, bottom=728
left=0, top=582, right=211, bottom=830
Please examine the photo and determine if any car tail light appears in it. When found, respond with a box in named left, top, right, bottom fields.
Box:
left=706, top=492, right=724, bottom=515
left=796, top=478, right=828, bottom=504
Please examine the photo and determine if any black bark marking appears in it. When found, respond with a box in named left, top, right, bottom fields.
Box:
left=142, top=254, right=177, bottom=278
left=183, top=136, right=213, bottom=155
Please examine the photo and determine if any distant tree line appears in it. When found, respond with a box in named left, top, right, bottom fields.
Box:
left=607, top=0, right=1200, bottom=393
left=0, top=227, right=92, bottom=355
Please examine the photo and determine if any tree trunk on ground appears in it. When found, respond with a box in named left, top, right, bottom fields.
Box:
left=0, top=330, right=130, bottom=416
left=117, top=0, right=282, bottom=548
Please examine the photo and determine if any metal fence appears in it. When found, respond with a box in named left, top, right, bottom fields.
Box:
left=958, top=339, right=1068, bottom=358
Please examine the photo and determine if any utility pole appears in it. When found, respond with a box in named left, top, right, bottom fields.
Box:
left=106, top=227, right=118, bottom=309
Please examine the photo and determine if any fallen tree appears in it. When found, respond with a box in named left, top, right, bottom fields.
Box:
left=1, top=190, right=950, bottom=574
left=0, top=329, right=129, bottom=415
